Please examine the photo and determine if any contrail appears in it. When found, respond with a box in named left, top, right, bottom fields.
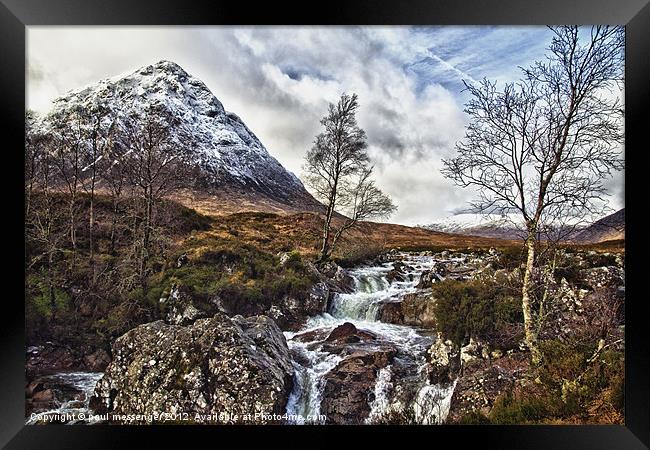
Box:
left=426, top=50, right=478, bottom=85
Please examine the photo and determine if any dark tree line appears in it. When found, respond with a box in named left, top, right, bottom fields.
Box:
left=25, top=104, right=197, bottom=329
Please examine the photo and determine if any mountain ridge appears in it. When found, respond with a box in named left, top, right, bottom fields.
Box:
left=37, top=60, right=321, bottom=213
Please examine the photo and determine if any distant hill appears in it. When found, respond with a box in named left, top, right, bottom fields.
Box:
left=572, top=209, right=625, bottom=244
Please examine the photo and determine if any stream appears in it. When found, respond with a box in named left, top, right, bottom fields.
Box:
left=27, top=253, right=460, bottom=425
left=284, top=253, right=458, bottom=424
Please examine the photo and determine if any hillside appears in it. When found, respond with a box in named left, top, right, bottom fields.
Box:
left=572, top=209, right=625, bottom=244
left=35, top=60, right=322, bottom=213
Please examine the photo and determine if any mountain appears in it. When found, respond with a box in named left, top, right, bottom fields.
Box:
left=422, top=214, right=528, bottom=240
left=572, top=209, right=625, bottom=243
left=38, top=60, right=321, bottom=214
left=425, top=209, right=624, bottom=244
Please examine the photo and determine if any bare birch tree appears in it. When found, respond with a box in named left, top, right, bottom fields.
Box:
left=442, top=26, right=624, bottom=364
left=304, top=94, right=396, bottom=262
left=120, top=106, right=195, bottom=293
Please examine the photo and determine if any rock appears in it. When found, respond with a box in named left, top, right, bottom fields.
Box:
left=377, top=292, right=436, bottom=328
left=325, top=322, right=376, bottom=344
left=580, top=266, right=625, bottom=289
left=416, top=269, right=444, bottom=288
left=319, top=262, right=355, bottom=294
left=427, top=334, right=461, bottom=384
left=490, top=349, right=503, bottom=359
left=446, top=353, right=529, bottom=424
left=176, top=253, right=188, bottom=268
left=90, top=313, right=293, bottom=424
left=26, top=344, right=79, bottom=376
left=320, top=345, right=398, bottom=424
left=83, top=349, right=111, bottom=372
left=25, top=381, right=44, bottom=397
left=32, top=389, right=54, bottom=402
left=277, top=252, right=291, bottom=266
left=376, top=301, right=404, bottom=324
left=460, top=338, right=483, bottom=364
left=160, top=284, right=207, bottom=326
left=386, top=269, right=407, bottom=283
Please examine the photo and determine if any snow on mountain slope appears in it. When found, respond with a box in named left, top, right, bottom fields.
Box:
left=39, top=60, right=319, bottom=210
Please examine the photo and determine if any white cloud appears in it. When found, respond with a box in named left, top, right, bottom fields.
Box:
left=26, top=25, right=624, bottom=226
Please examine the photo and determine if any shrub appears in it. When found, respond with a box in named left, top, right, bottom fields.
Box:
left=432, top=279, right=522, bottom=347
left=458, top=411, right=492, bottom=424
left=488, top=392, right=550, bottom=424
left=494, top=246, right=526, bottom=270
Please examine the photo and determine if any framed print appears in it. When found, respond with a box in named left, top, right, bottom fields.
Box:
left=1, top=0, right=649, bottom=448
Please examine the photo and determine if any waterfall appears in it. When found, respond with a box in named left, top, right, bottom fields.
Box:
left=284, top=253, right=458, bottom=425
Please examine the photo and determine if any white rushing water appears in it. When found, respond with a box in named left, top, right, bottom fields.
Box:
left=26, top=372, right=104, bottom=425
left=285, top=253, right=459, bottom=424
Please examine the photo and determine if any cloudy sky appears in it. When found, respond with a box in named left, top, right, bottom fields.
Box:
left=27, top=26, right=624, bottom=226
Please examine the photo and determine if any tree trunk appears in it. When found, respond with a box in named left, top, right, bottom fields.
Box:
left=318, top=192, right=336, bottom=262
left=140, top=189, right=153, bottom=294
left=89, top=182, right=95, bottom=283
left=521, top=228, right=542, bottom=365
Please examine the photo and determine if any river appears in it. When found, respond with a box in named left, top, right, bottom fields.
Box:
left=26, top=252, right=459, bottom=425
left=284, top=252, right=458, bottom=424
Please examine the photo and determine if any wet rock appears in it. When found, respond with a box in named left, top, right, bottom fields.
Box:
left=82, top=349, right=111, bottom=372
left=320, top=345, right=398, bottom=424
left=325, top=322, right=376, bottom=344
left=376, top=301, right=404, bottom=324
left=90, top=313, right=293, bottom=424
left=386, top=269, right=407, bottom=283
left=32, top=389, right=54, bottom=402
left=26, top=344, right=79, bottom=377
left=415, top=269, right=443, bottom=288
left=318, top=262, right=356, bottom=294
left=377, top=292, right=437, bottom=328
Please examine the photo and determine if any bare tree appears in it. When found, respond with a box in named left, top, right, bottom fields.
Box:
left=120, top=106, right=195, bottom=292
left=328, top=167, right=396, bottom=257
left=442, top=26, right=624, bottom=365
left=49, top=107, right=86, bottom=267
left=25, top=111, right=47, bottom=217
left=79, top=105, right=116, bottom=282
left=304, top=94, right=396, bottom=262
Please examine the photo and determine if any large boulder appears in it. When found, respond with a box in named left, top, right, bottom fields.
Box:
left=320, top=345, right=397, bottom=424
left=377, top=292, right=437, bottom=328
left=90, top=313, right=294, bottom=424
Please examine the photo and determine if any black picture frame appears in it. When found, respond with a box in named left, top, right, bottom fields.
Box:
left=1, top=0, right=648, bottom=448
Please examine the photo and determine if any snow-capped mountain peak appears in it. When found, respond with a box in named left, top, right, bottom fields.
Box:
left=42, top=60, right=314, bottom=207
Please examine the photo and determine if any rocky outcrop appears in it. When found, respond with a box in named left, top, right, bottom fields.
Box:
left=320, top=344, right=397, bottom=424
left=160, top=284, right=208, bottom=326
left=446, top=353, right=529, bottom=423
left=90, top=313, right=293, bottom=423
left=580, top=266, right=624, bottom=289
left=317, top=261, right=356, bottom=294
left=269, top=281, right=330, bottom=331
left=377, top=292, right=437, bottom=328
